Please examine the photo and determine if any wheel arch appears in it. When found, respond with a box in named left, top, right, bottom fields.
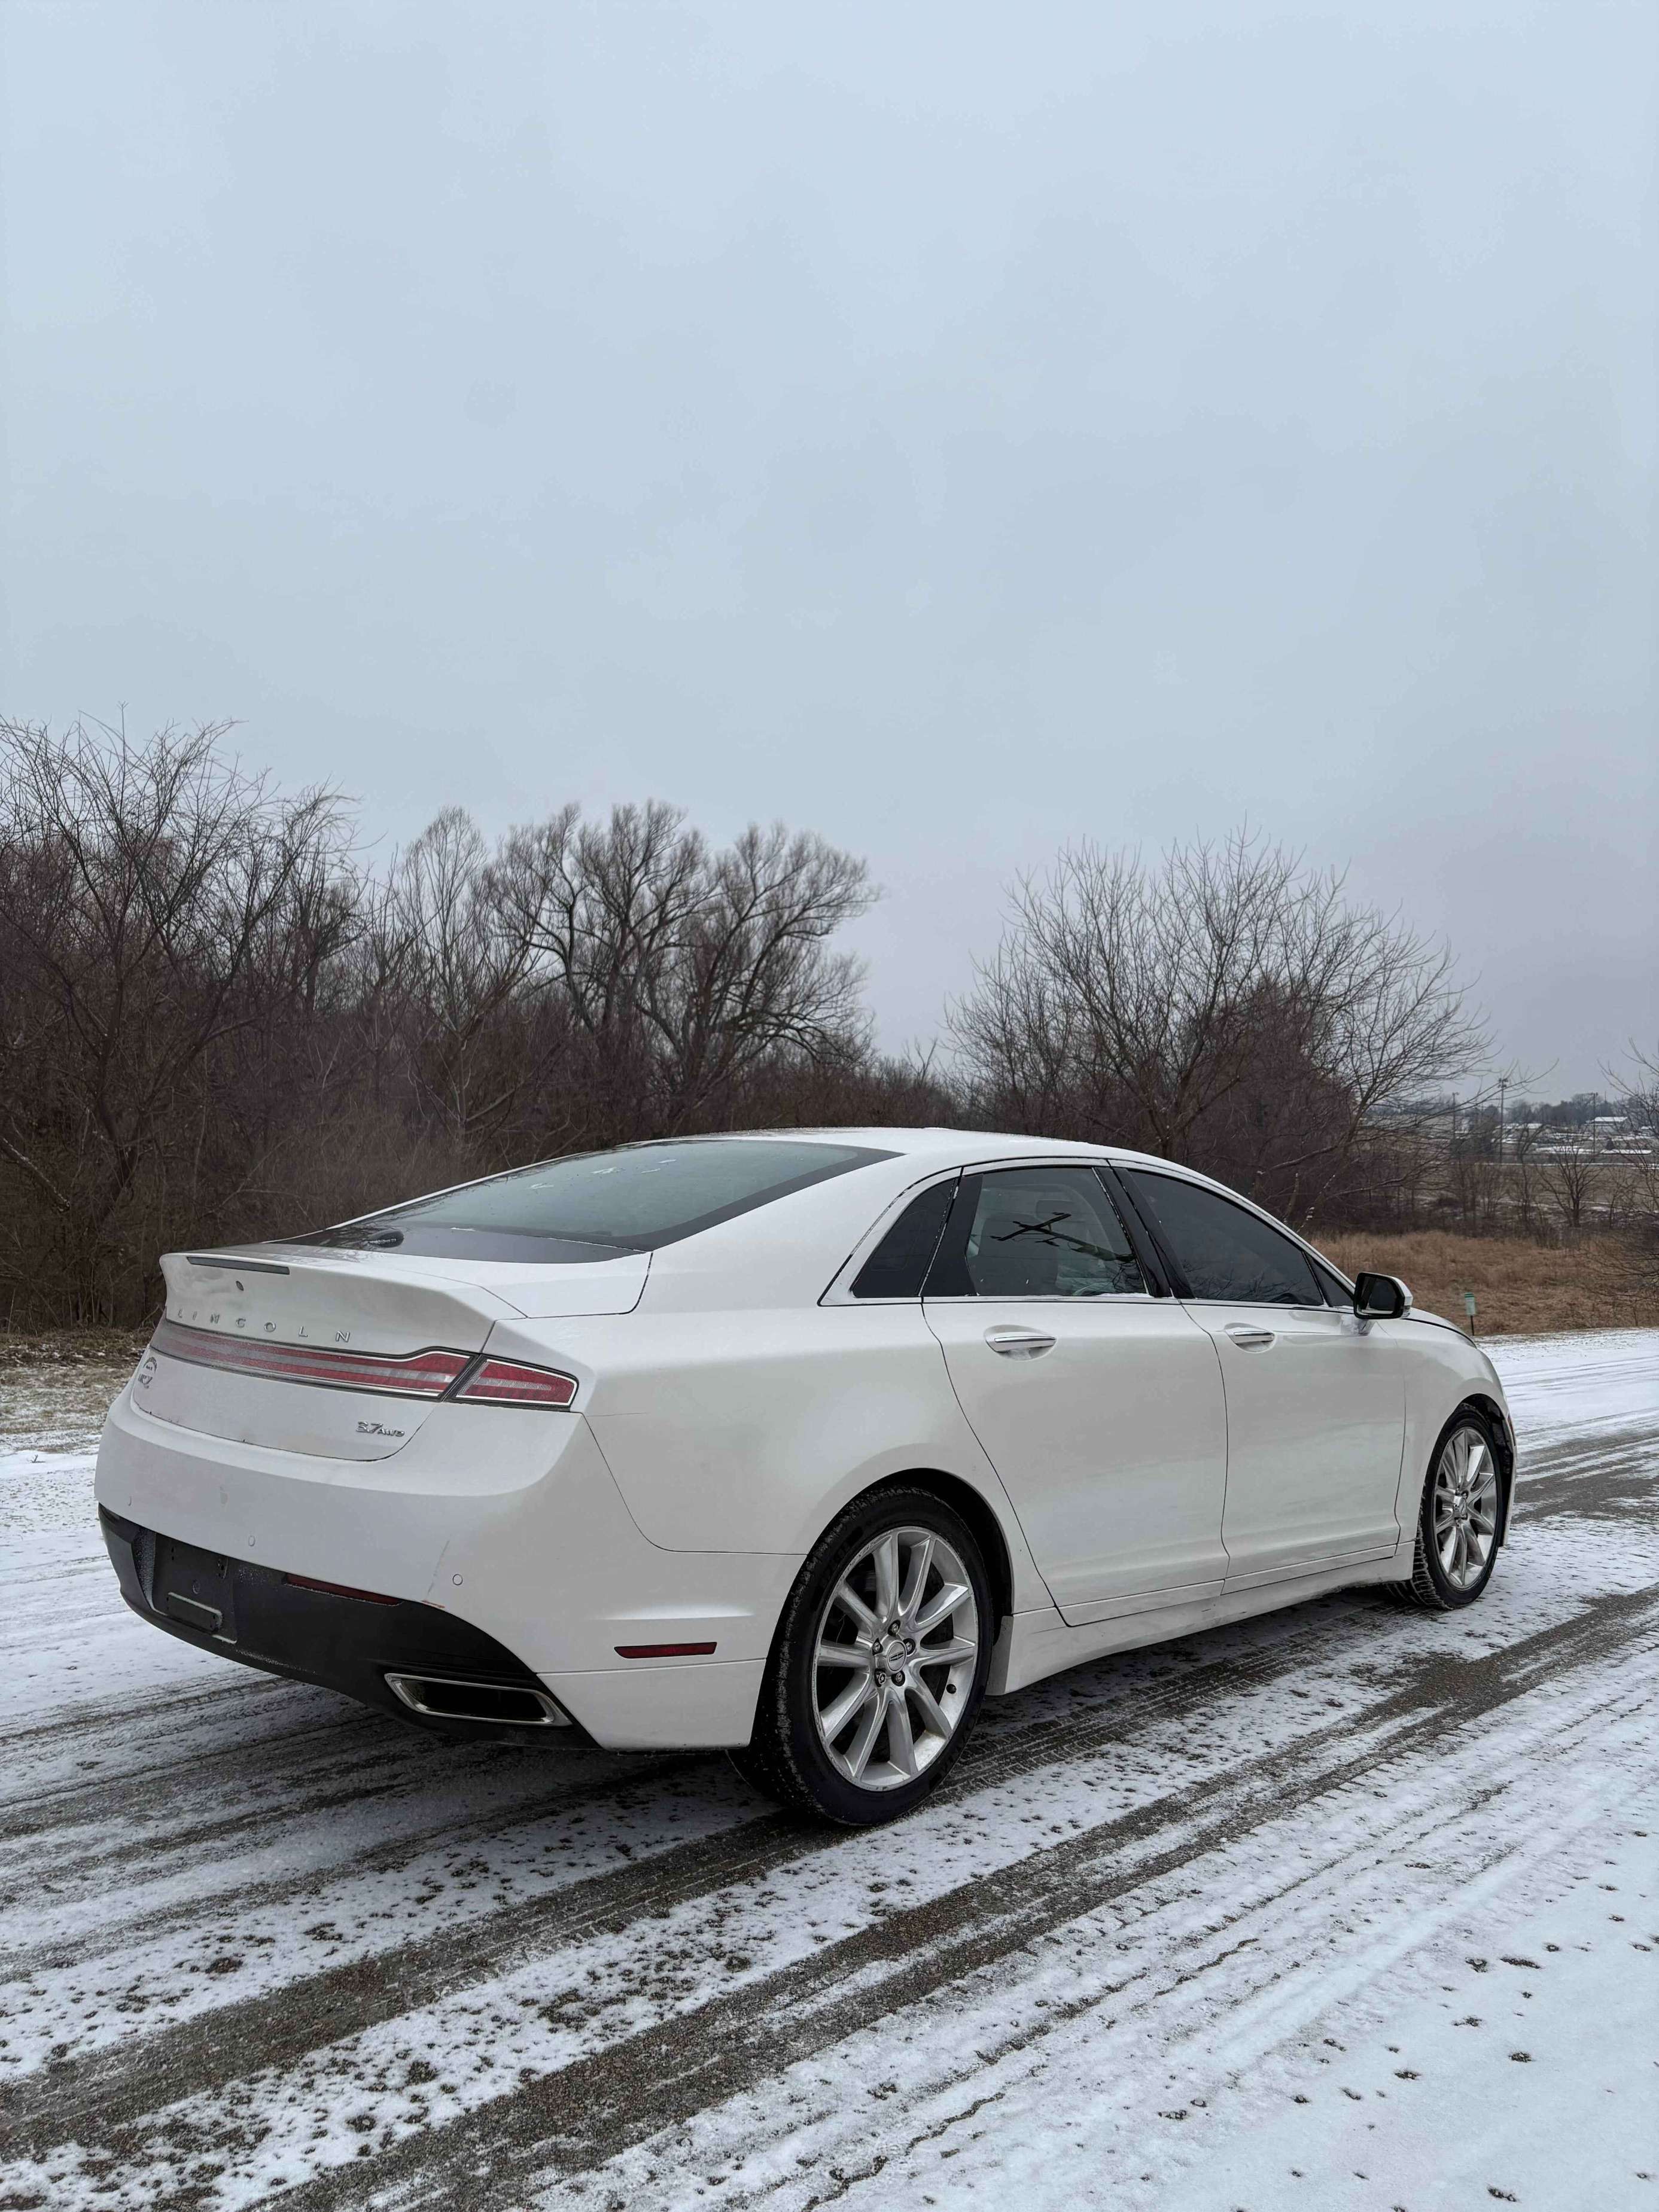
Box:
left=843, top=1465, right=1017, bottom=1631
left=1459, top=1393, right=1516, bottom=1546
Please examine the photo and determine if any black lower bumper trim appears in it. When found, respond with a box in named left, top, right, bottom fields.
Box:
left=99, top=1508, right=587, bottom=1744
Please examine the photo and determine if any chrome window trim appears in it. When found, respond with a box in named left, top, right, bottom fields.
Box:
left=819, top=1151, right=1130, bottom=1306
left=920, top=1291, right=1157, bottom=1305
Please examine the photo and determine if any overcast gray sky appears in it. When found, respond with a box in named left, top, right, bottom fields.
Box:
left=2, top=0, right=1653, bottom=1094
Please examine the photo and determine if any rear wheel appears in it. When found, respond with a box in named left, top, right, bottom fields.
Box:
left=1394, top=1410, right=1504, bottom=1610
left=733, top=1486, right=992, bottom=1825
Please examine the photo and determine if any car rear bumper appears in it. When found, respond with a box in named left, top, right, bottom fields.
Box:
left=94, top=1384, right=790, bottom=1748
left=99, top=1506, right=579, bottom=1741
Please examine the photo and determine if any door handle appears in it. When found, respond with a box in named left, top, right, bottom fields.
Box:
left=984, top=1325, right=1057, bottom=1359
left=1225, top=1324, right=1276, bottom=1349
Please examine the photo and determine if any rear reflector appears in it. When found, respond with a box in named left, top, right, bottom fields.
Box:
left=451, top=1357, right=578, bottom=1409
left=285, top=1574, right=399, bottom=1605
left=614, top=1641, right=719, bottom=1659
left=151, top=1319, right=471, bottom=1398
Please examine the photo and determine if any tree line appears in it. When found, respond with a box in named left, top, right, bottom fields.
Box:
left=1, top=719, right=1488, bottom=1326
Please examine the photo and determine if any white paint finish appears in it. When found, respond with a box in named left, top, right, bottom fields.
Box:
left=1187, top=1301, right=1407, bottom=1585
left=924, top=1295, right=1230, bottom=1619
left=92, top=1128, right=1515, bottom=1755
left=580, top=1302, right=1046, bottom=1597
left=544, top=1656, right=768, bottom=1749
left=991, top=1546, right=1411, bottom=1695
left=95, top=1393, right=795, bottom=1697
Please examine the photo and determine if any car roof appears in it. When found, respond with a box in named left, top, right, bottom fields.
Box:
left=724, top=1126, right=1173, bottom=1172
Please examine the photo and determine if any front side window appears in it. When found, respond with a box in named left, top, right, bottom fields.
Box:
left=291, top=1138, right=894, bottom=1263
left=930, top=1168, right=1148, bottom=1299
left=1125, top=1171, right=1322, bottom=1306
left=1308, top=1253, right=1353, bottom=1307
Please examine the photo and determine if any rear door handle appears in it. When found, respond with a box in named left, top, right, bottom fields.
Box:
left=1225, top=1325, right=1276, bottom=1349
left=984, top=1325, right=1057, bottom=1359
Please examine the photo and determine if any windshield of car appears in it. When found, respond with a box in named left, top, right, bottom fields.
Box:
left=290, top=1138, right=894, bottom=1262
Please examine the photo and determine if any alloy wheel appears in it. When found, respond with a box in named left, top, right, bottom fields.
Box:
left=810, top=1525, right=979, bottom=1791
left=1432, top=1424, right=1499, bottom=1592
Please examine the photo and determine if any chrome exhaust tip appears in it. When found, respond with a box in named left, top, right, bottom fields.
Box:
left=384, top=1671, right=570, bottom=1727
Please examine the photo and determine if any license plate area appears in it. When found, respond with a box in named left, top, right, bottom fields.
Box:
left=154, top=1538, right=239, bottom=1644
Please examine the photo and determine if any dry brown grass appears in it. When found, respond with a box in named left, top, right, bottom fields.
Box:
left=0, top=1328, right=150, bottom=1372
left=1317, top=1230, right=1659, bottom=1337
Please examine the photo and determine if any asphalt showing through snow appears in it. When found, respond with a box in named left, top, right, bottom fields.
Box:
left=1, top=1329, right=1654, bottom=2211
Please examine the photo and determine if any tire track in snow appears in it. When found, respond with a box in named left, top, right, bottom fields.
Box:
left=1, top=1330, right=1652, bottom=2210
left=269, top=1580, right=1659, bottom=2211
left=18, top=1580, right=1654, bottom=2208
left=659, top=1684, right=1658, bottom=2212
left=1514, top=1421, right=1654, bottom=1524
left=1, top=1622, right=1344, bottom=2149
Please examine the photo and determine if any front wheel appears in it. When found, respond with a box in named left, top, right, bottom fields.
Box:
left=1394, top=1409, right=1505, bottom=1610
left=733, top=1486, right=992, bottom=1826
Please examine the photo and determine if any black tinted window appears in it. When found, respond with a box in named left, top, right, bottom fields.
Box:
left=851, top=1179, right=957, bottom=1299
left=934, top=1167, right=1147, bottom=1299
left=294, top=1138, right=893, bottom=1263
left=1126, top=1172, right=1321, bottom=1306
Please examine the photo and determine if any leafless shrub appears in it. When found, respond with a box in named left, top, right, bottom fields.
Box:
left=0, top=719, right=356, bottom=1320
left=948, top=828, right=1489, bottom=1224
left=1, top=729, right=1504, bottom=1329
left=0, top=722, right=886, bottom=1324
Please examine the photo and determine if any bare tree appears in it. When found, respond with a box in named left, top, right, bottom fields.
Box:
left=495, top=802, right=875, bottom=1138
left=949, top=828, right=1489, bottom=1220
left=1532, top=1137, right=1603, bottom=1234
left=375, top=808, right=541, bottom=1142
left=0, top=719, right=354, bottom=1315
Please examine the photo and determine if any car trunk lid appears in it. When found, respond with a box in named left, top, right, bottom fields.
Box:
left=141, top=1245, right=643, bottom=1460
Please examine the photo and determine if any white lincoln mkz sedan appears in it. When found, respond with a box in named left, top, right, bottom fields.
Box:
left=96, top=1131, right=1515, bottom=1824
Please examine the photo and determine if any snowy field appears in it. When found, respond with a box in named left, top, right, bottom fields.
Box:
left=1, top=1332, right=1655, bottom=2211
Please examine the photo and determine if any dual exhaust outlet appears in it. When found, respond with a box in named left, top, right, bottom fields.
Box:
left=384, top=1671, right=570, bottom=1729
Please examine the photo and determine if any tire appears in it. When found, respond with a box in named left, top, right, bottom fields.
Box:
left=732, top=1485, right=994, bottom=1826
left=1391, top=1408, right=1505, bottom=1611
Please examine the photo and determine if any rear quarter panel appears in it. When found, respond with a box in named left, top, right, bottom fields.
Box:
left=537, top=1303, right=1047, bottom=1605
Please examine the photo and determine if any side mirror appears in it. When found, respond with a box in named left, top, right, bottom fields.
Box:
left=1353, top=1271, right=1412, bottom=1321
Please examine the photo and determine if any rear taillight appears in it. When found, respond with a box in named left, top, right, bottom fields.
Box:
left=450, top=1357, right=578, bottom=1409
left=151, top=1319, right=471, bottom=1397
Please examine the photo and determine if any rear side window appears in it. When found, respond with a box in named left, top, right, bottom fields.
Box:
left=293, top=1138, right=894, bottom=1263
left=928, top=1167, right=1149, bottom=1299
left=850, top=1178, right=958, bottom=1299
left=1125, top=1171, right=1322, bottom=1306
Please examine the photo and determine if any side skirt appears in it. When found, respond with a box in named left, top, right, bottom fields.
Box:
left=988, top=1543, right=1414, bottom=1698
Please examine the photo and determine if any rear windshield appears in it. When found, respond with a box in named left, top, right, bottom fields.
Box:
left=290, top=1138, right=893, bottom=1263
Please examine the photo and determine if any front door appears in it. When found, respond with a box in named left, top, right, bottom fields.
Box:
left=923, top=1165, right=1229, bottom=1625
left=1122, top=1170, right=1405, bottom=1587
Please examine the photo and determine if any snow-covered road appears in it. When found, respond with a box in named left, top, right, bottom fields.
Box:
left=1, top=1332, right=1654, bottom=2211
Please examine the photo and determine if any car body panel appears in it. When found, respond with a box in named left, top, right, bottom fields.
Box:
left=1191, top=1300, right=1406, bottom=1589
left=923, top=1294, right=1231, bottom=1623
left=98, top=1384, right=793, bottom=1745
left=93, top=1127, right=1517, bottom=1753
left=572, top=1302, right=1051, bottom=1605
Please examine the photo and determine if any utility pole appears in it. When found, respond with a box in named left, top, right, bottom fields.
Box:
left=1497, top=1076, right=1506, bottom=1164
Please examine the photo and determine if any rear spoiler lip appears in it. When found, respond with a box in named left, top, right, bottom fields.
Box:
left=184, top=1253, right=291, bottom=1276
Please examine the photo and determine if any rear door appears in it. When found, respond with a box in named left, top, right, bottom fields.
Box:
left=1121, top=1170, right=1404, bottom=1587
left=922, top=1165, right=1229, bottom=1624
